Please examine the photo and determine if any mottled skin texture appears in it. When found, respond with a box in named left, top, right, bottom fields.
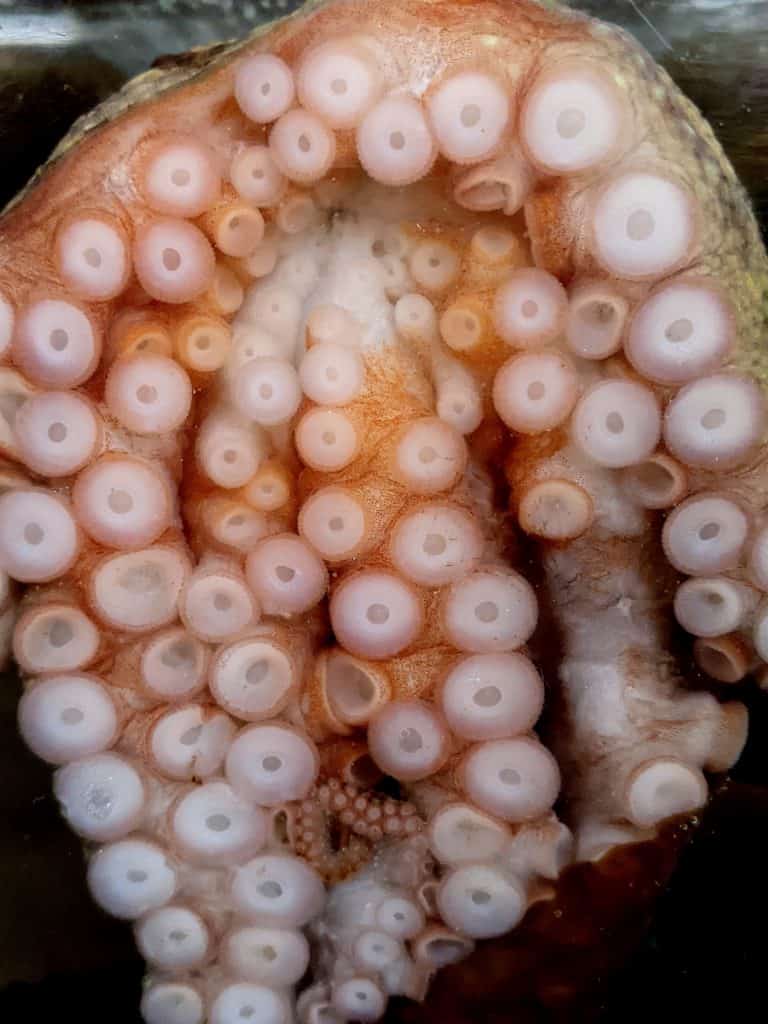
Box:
left=0, top=0, right=766, bottom=1021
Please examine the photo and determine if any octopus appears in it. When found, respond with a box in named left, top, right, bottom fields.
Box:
left=0, top=0, right=764, bottom=1021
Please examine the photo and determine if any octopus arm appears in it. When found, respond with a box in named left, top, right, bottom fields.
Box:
left=0, top=1, right=764, bottom=1022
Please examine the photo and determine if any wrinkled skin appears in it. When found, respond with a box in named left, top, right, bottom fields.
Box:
left=0, top=1, right=766, bottom=1022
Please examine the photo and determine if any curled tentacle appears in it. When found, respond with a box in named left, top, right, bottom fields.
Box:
left=1, top=1, right=766, bottom=1021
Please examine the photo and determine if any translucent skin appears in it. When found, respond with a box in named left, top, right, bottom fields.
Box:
left=0, top=1, right=764, bottom=1023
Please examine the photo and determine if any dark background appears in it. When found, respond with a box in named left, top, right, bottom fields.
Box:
left=0, top=1, right=767, bottom=1021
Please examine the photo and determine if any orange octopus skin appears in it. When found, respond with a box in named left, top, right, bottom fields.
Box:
left=0, top=1, right=765, bottom=1022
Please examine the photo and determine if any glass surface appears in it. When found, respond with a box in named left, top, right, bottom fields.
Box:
left=0, top=1, right=766, bottom=1021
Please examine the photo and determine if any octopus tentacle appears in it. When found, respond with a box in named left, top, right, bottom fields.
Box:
left=0, top=0, right=765, bottom=1021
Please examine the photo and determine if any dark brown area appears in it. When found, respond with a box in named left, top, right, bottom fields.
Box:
left=394, top=824, right=689, bottom=1024
left=386, top=767, right=768, bottom=1024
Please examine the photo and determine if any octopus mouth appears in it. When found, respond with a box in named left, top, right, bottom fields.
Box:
left=0, top=0, right=765, bottom=1022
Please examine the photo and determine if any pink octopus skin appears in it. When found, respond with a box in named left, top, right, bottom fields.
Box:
left=0, top=1, right=764, bottom=1022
